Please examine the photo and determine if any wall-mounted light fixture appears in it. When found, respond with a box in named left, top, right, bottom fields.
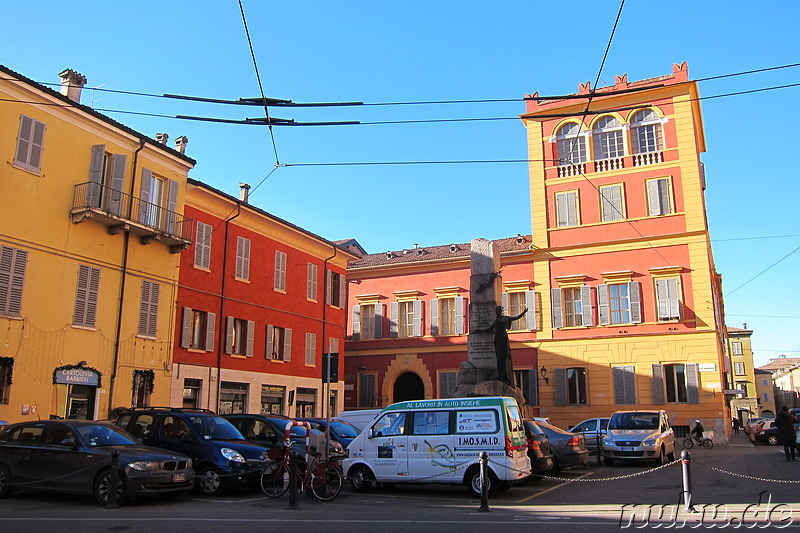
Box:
left=539, top=365, right=549, bottom=385
left=358, top=364, right=366, bottom=375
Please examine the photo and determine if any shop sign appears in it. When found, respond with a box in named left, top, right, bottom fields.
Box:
left=55, top=368, right=100, bottom=386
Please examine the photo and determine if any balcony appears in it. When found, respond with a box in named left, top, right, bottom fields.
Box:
left=70, top=182, right=193, bottom=253
left=557, top=163, right=586, bottom=178
left=632, top=151, right=663, bottom=167
left=594, top=157, right=624, bottom=173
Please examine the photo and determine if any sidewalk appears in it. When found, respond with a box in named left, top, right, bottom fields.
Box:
left=726, top=428, right=756, bottom=448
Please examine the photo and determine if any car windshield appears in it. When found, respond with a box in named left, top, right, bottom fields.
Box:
left=608, top=413, right=659, bottom=430
left=188, top=416, right=243, bottom=440
left=330, top=420, right=359, bottom=438
left=76, top=424, right=136, bottom=447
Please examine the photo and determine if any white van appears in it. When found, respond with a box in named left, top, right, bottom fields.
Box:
left=343, top=397, right=531, bottom=496
left=336, top=409, right=382, bottom=432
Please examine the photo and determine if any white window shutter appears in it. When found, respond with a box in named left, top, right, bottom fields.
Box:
left=550, top=288, right=563, bottom=329
left=525, top=291, right=537, bottom=330
left=580, top=286, right=593, bottom=326
left=245, top=320, right=255, bottom=357
left=389, top=302, right=398, bottom=338
left=652, top=364, right=665, bottom=404
left=283, top=328, right=292, bottom=362
left=413, top=300, right=423, bottom=337
left=629, top=281, right=642, bottom=323
left=454, top=297, right=465, bottom=335
left=351, top=306, right=361, bottom=341
left=181, top=307, right=192, bottom=348
left=206, top=312, right=216, bottom=351
left=29, top=119, right=45, bottom=172
left=501, top=293, right=509, bottom=311
left=429, top=299, right=439, bottom=336
left=597, top=284, right=610, bottom=325
left=225, top=317, right=234, bottom=354
left=686, top=363, right=700, bottom=404
left=14, top=115, right=33, bottom=168
left=108, top=154, right=126, bottom=215
left=374, top=303, right=383, bottom=339
left=266, top=324, right=274, bottom=358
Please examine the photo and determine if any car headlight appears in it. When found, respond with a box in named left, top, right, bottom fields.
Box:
left=128, top=461, right=159, bottom=471
left=221, top=448, right=246, bottom=463
left=603, top=437, right=614, bottom=446
left=643, top=438, right=657, bottom=447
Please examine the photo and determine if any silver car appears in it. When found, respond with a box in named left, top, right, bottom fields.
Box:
left=602, top=410, right=675, bottom=466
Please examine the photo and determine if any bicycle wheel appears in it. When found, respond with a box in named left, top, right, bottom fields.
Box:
left=310, top=461, right=342, bottom=501
left=261, top=460, right=290, bottom=498
left=702, top=439, right=713, bottom=450
left=682, top=438, right=693, bottom=448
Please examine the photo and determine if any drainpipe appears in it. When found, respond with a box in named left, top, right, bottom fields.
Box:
left=214, top=202, right=242, bottom=410
left=322, top=244, right=338, bottom=449
left=108, top=138, right=146, bottom=415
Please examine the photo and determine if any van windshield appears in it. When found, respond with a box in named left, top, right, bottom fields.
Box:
left=608, top=412, right=660, bottom=431
left=188, top=416, right=243, bottom=440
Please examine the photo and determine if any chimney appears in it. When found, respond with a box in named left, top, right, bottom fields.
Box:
left=239, top=183, right=251, bottom=203
left=58, top=69, right=87, bottom=103
left=155, top=133, right=169, bottom=145
left=175, top=136, right=188, bottom=154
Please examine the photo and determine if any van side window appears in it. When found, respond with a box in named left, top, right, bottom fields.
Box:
left=455, top=410, right=499, bottom=434
left=412, top=411, right=450, bottom=435
left=372, top=412, right=406, bottom=437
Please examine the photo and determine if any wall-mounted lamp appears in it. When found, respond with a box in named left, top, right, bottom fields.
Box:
left=539, top=366, right=549, bottom=385
left=358, top=364, right=366, bottom=375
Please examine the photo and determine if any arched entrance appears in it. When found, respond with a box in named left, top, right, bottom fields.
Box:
left=393, top=372, right=424, bottom=402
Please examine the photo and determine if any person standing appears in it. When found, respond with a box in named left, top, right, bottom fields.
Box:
left=732, top=418, right=740, bottom=435
left=775, top=406, right=799, bottom=461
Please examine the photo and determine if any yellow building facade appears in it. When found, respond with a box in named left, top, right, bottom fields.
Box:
left=0, top=66, right=194, bottom=423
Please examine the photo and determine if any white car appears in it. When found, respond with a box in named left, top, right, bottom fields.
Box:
left=602, top=410, right=675, bottom=466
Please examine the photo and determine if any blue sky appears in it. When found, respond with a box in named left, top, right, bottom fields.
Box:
left=3, top=1, right=799, bottom=366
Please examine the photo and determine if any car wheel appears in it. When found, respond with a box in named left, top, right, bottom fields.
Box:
left=654, top=447, right=665, bottom=467
left=0, top=464, right=12, bottom=498
left=667, top=451, right=675, bottom=462
left=195, top=466, right=224, bottom=496
left=549, top=457, right=560, bottom=475
left=349, top=465, right=374, bottom=493
left=466, top=466, right=498, bottom=498
left=767, top=434, right=779, bottom=446
left=94, top=469, right=127, bottom=506
left=604, top=457, right=614, bottom=466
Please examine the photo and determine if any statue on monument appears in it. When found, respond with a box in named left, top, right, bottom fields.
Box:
left=474, top=305, right=527, bottom=387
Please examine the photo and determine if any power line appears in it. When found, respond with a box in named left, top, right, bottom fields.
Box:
left=714, top=234, right=800, bottom=242
left=725, top=244, right=800, bottom=297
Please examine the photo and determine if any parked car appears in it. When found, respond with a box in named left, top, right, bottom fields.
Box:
left=522, top=420, right=555, bottom=480
left=570, top=417, right=610, bottom=452
left=336, top=409, right=382, bottom=432
left=295, top=417, right=361, bottom=451
left=114, top=408, right=269, bottom=496
left=602, top=410, right=675, bottom=466
left=534, top=421, right=589, bottom=473
left=223, top=414, right=345, bottom=459
left=744, top=418, right=770, bottom=435
left=0, top=420, right=193, bottom=505
left=754, top=420, right=780, bottom=445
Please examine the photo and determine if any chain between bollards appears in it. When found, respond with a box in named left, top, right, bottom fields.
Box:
left=477, top=451, right=490, bottom=513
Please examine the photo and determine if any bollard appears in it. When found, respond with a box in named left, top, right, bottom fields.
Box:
left=477, top=451, right=490, bottom=513
left=596, top=434, right=602, bottom=465
left=680, top=450, right=695, bottom=512
left=287, top=453, right=300, bottom=510
left=106, top=450, right=120, bottom=509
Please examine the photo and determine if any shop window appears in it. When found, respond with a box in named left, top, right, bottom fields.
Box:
left=0, top=357, right=12, bottom=404
left=131, top=369, right=154, bottom=408
left=219, top=381, right=248, bottom=415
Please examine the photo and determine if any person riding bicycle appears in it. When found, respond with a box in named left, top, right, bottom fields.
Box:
left=691, top=420, right=705, bottom=443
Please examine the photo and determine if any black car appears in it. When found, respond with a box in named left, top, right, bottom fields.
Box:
left=522, top=420, right=555, bottom=480
left=115, top=408, right=269, bottom=496
left=223, top=414, right=345, bottom=460
left=535, top=421, right=590, bottom=473
left=295, top=417, right=361, bottom=451
left=0, top=420, right=193, bottom=505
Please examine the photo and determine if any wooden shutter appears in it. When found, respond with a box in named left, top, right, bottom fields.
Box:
left=307, top=263, right=318, bottom=300
left=225, top=317, right=235, bottom=354
left=236, top=237, right=250, bottom=280
left=339, top=273, right=346, bottom=309
left=265, top=324, right=274, bottom=357
left=501, top=293, right=509, bottom=311
left=138, top=280, right=159, bottom=337
left=554, top=367, right=567, bottom=406
left=686, top=363, right=700, bottom=404
left=454, top=297, right=465, bottom=335
left=658, top=179, right=671, bottom=214
left=205, top=312, right=216, bottom=351
left=165, top=179, right=178, bottom=234
left=613, top=366, right=636, bottom=404
left=527, top=369, right=538, bottom=406
left=429, top=299, right=439, bottom=336
left=246, top=320, right=255, bottom=357
left=325, top=270, right=332, bottom=304
left=374, top=303, right=383, bottom=339
left=138, top=169, right=153, bottom=223
left=629, top=281, right=642, bottom=323
left=389, top=302, right=398, bottom=338
left=651, top=364, right=665, bottom=404
left=580, top=286, right=593, bottom=326
left=556, top=192, right=569, bottom=226
left=656, top=278, right=680, bottom=321
left=597, top=284, right=610, bottom=325
left=147, top=282, right=159, bottom=337
left=84, top=266, right=100, bottom=327
left=108, top=154, right=126, bottom=215
left=88, top=144, right=105, bottom=208
left=0, top=247, right=27, bottom=317
left=525, top=291, right=537, bottom=330
left=550, top=288, right=563, bottom=329
left=413, top=300, right=423, bottom=337
left=15, top=115, right=45, bottom=173
left=351, top=306, right=361, bottom=341
left=194, top=222, right=211, bottom=268
left=181, top=307, right=193, bottom=348
left=283, top=328, right=292, bottom=362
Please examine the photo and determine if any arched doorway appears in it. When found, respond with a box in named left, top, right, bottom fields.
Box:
left=393, top=372, right=424, bottom=402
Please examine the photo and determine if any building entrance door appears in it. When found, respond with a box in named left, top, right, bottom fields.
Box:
left=66, top=384, right=96, bottom=420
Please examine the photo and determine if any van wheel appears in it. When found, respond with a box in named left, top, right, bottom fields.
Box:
left=466, top=466, right=498, bottom=498
left=349, top=465, right=374, bottom=493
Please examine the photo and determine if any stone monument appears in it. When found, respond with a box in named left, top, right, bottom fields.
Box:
left=451, top=238, right=525, bottom=404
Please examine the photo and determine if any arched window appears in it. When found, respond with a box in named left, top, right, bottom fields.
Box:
left=630, top=109, right=663, bottom=166
left=592, top=115, right=624, bottom=160
left=555, top=122, right=587, bottom=166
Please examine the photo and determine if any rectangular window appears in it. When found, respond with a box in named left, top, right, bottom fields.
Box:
left=219, top=382, right=248, bottom=415
left=307, top=263, right=318, bottom=301
left=225, top=317, right=254, bottom=356
left=232, top=318, right=248, bottom=355
left=326, top=270, right=344, bottom=307
left=764, top=392, right=771, bottom=402
left=613, top=365, right=636, bottom=404
left=131, top=370, right=153, bottom=408
left=440, top=298, right=457, bottom=335
left=600, top=184, right=624, bottom=222
left=0, top=358, right=13, bottom=404
left=732, top=342, right=743, bottom=355
left=608, top=283, right=630, bottom=324
left=235, top=237, right=251, bottom=281
left=72, top=264, right=100, bottom=328
left=598, top=282, right=642, bottom=325
left=361, top=304, right=375, bottom=340
left=438, top=371, right=457, bottom=398
left=646, top=177, right=674, bottom=216
left=508, top=292, right=527, bottom=330
left=137, top=280, right=160, bottom=337
left=14, top=114, right=46, bottom=173
left=555, top=190, right=579, bottom=227
left=274, top=250, right=287, bottom=291
left=398, top=301, right=415, bottom=337
left=358, top=373, right=376, bottom=408
left=734, top=361, right=746, bottom=376
left=567, top=367, right=587, bottom=405
left=412, top=411, right=450, bottom=435
left=455, top=410, right=499, bottom=434
left=261, top=385, right=285, bottom=416
left=513, top=369, right=537, bottom=406
left=182, top=378, right=201, bottom=409
left=180, top=308, right=216, bottom=351
left=305, top=332, right=316, bottom=365
left=664, top=364, right=688, bottom=403
left=594, top=129, right=624, bottom=160
left=194, top=221, right=212, bottom=269
left=266, top=324, right=292, bottom=361
left=86, top=145, right=126, bottom=214
left=562, top=287, right=583, bottom=327
left=0, top=245, right=28, bottom=317
left=655, top=278, right=681, bottom=321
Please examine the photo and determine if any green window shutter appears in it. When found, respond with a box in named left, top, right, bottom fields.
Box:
left=550, top=288, right=563, bottom=329
left=429, top=299, right=439, bottom=336
left=389, top=302, right=398, bottom=338
left=351, top=306, right=360, bottom=341
left=686, top=363, right=700, bottom=404
left=597, top=284, right=610, bottom=325
left=652, top=364, right=665, bottom=405
left=629, top=281, right=642, bottom=323
left=554, top=368, right=567, bottom=406
left=205, top=312, right=216, bottom=352
left=181, top=307, right=193, bottom=348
